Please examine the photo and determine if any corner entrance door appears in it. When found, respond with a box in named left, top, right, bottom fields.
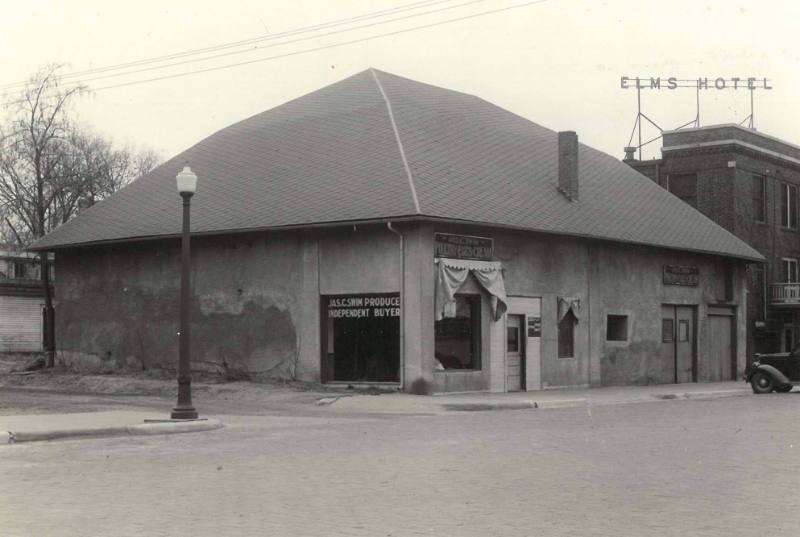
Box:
left=503, top=297, right=542, bottom=392
left=506, top=315, right=525, bottom=391
left=660, top=305, right=696, bottom=384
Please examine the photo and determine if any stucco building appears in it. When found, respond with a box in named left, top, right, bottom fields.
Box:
left=31, top=70, right=761, bottom=393
left=626, top=124, right=798, bottom=359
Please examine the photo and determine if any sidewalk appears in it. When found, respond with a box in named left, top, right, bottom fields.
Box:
left=0, top=380, right=754, bottom=445
left=321, top=380, right=754, bottom=414
left=0, top=410, right=223, bottom=444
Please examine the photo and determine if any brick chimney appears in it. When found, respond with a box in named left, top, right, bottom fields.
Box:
left=558, top=131, right=579, bottom=200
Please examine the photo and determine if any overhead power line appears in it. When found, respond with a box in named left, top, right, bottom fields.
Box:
left=0, top=0, right=457, bottom=91
left=82, top=1, right=549, bottom=94
left=50, top=0, right=492, bottom=89
left=2, top=0, right=549, bottom=102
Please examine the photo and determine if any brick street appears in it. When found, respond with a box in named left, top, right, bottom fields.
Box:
left=1, top=394, right=799, bottom=536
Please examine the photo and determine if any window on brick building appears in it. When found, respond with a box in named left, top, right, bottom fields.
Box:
left=749, top=264, right=764, bottom=289
left=782, top=258, right=798, bottom=283
left=667, top=173, right=698, bottom=208
left=781, top=183, right=798, bottom=229
left=753, top=175, right=766, bottom=222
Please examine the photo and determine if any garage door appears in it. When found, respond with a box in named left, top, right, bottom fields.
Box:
left=0, top=296, right=43, bottom=351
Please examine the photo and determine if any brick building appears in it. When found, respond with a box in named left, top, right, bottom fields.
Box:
left=626, top=124, right=799, bottom=358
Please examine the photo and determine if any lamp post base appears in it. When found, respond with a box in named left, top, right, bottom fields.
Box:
left=171, top=406, right=199, bottom=420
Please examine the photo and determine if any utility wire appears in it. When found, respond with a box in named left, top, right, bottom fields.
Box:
left=50, top=0, right=490, bottom=89
left=76, top=1, right=549, bottom=94
left=0, top=0, right=456, bottom=91
left=2, top=0, right=548, bottom=102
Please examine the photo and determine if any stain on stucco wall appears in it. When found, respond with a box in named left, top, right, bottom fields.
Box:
left=55, top=235, right=303, bottom=378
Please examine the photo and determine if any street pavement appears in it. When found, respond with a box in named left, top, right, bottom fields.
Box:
left=1, top=390, right=799, bottom=536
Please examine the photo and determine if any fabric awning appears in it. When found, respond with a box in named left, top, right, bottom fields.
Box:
left=558, top=296, right=581, bottom=322
left=435, top=258, right=508, bottom=321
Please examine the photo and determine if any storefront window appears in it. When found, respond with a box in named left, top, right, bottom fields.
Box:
left=435, top=294, right=481, bottom=370
left=323, top=294, right=400, bottom=382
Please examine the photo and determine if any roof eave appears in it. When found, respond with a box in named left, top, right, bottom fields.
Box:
left=28, top=215, right=765, bottom=263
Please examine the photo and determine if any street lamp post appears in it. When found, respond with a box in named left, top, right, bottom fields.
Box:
left=172, top=165, right=199, bottom=420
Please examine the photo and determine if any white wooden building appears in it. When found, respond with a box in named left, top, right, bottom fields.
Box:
left=0, top=248, right=45, bottom=352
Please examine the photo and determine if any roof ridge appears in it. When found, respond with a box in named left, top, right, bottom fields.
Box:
left=369, top=68, right=421, bottom=214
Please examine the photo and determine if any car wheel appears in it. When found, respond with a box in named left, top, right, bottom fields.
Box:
left=751, top=371, right=774, bottom=394
left=776, top=384, right=793, bottom=393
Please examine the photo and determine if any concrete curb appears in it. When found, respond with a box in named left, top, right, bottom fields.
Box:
left=442, top=398, right=589, bottom=412
left=4, top=419, right=224, bottom=444
left=654, top=389, right=750, bottom=401
left=433, top=389, right=751, bottom=412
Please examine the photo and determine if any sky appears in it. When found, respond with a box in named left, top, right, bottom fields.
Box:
left=2, top=0, right=799, bottom=163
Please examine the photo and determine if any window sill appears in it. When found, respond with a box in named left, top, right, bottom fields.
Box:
left=435, top=369, right=482, bottom=374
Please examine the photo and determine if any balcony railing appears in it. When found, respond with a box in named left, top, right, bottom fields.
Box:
left=771, top=283, right=800, bottom=305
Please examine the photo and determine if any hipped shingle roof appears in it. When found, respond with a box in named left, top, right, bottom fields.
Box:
left=30, top=69, right=763, bottom=262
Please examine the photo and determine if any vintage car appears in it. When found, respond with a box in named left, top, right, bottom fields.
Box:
left=746, top=351, right=800, bottom=394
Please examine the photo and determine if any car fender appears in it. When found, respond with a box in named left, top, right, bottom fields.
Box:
left=749, top=364, right=791, bottom=386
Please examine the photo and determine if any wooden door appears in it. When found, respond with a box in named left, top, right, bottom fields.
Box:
left=659, top=306, right=676, bottom=384
left=506, top=315, right=524, bottom=391
left=503, top=297, right=541, bottom=392
left=707, top=308, right=735, bottom=381
left=661, top=305, right=697, bottom=384
left=675, top=306, right=695, bottom=383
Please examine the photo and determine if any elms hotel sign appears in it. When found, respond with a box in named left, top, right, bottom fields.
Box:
left=621, top=76, right=772, bottom=91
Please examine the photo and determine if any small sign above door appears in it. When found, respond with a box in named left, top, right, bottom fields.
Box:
left=434, top=233, right=494, bottom=261
left=527, top=317, right=541, bottom=338
left=663, top=265, right=699, bottom=287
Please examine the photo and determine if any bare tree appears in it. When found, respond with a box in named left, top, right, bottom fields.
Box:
left=55, top=131, right=160, bottom=220
left=0, top=65, right=160, bottom=365
left=0, top=65, right=85, bottom=365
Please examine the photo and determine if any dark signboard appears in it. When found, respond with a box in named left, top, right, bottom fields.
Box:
left=323, top=293, right=400, bottom=383
left=663, top=265, right=699, bottom=287
left=434, top=233, right=494, bottom=261
left=326, top=294, right=400, bottom=318
left=527, top=317, right=541, bottom=338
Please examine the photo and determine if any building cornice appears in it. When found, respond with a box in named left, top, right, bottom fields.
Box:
left=662, top=139, right=800, bottom=169
left=663, top=123, right=800, bottom=154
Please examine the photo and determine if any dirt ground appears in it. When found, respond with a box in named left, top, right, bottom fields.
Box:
left=0, top=353, right=357, bottom=416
